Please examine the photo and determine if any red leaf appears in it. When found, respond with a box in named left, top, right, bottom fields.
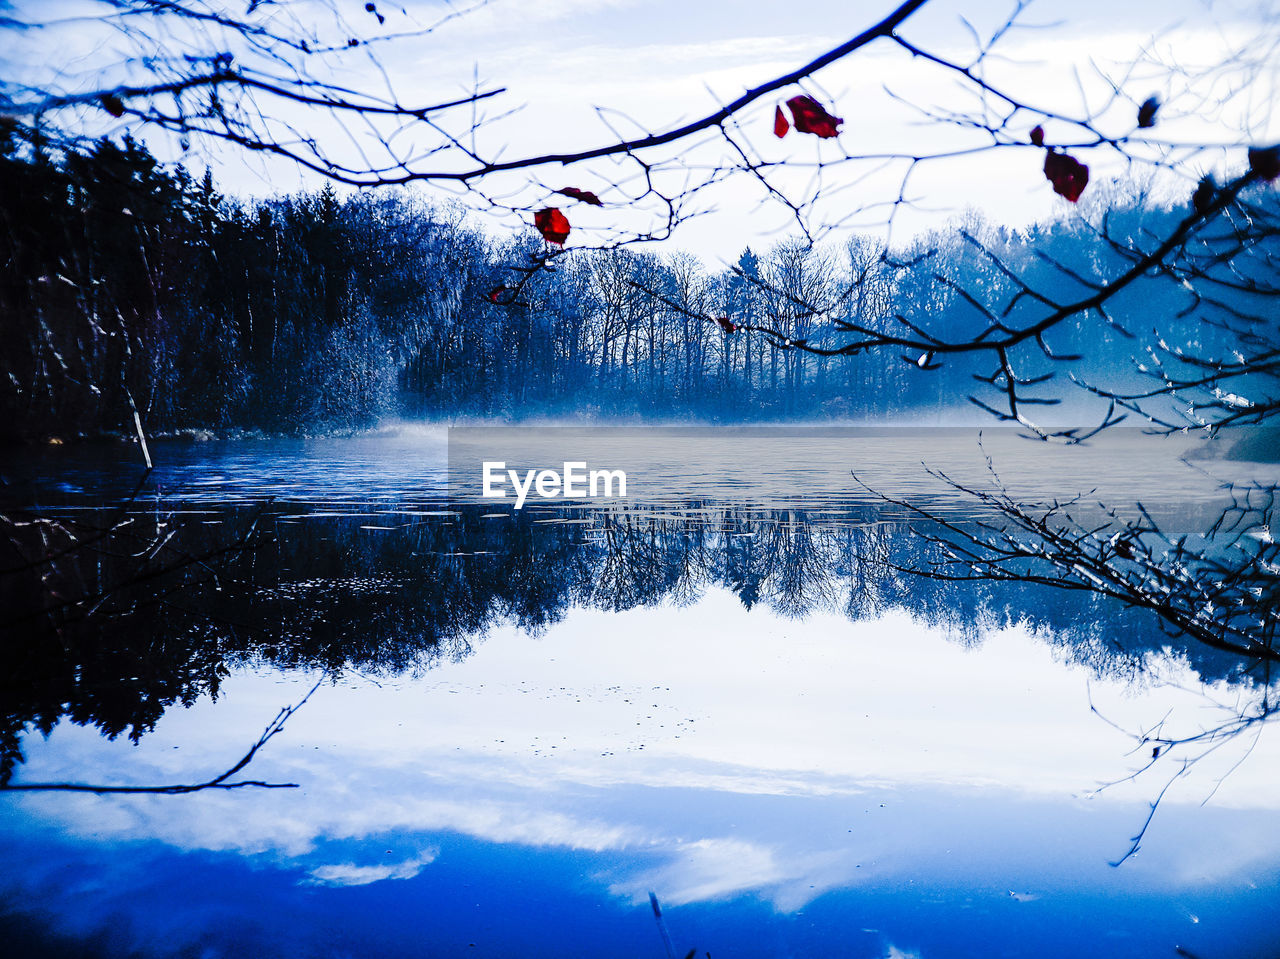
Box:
left=1249, top=145, right=1280, bottom=182
left=557, top=187, right=603, bottom=206
left=487, top=286, right=508, bottom=304
left=100, top=94, right=125, bottom=118
left=1137, top=96, right=1159, bottom=129
left=786, top=95, right=841, bottom=139
left=1029, top=125, right=1044, bottom=147
left=1043, top=150, right=1089, bottom=203
left=533, top=207, right=570, bottom=245
left=714, top=316, right=737, bottom=334
left=773, top=105, right=790, bottom=139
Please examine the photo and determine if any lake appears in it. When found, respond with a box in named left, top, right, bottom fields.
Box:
left=2, top=426, right=1279, bottom=959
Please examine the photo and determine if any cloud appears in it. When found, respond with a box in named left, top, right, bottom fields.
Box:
left=885, top=946, right=923, bottom=959
left=305, top=849, right=438, bottom=887
left=607, top=838, right=789, bottom=906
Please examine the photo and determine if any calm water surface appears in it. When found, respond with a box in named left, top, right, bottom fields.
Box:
left=2, top=428, right=1279, bottom=958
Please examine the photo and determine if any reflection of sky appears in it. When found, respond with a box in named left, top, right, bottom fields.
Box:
left=4, top=592, right=1280, bottom=956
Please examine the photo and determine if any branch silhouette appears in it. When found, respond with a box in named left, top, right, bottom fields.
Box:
left=0, top=677, right=322, bottom=794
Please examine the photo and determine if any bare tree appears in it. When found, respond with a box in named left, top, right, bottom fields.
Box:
left=854, top=464, right=1280, bottom=666
left=9, top=1, right=1274, bottom=395
left=3, top=0, right=941, bottom=245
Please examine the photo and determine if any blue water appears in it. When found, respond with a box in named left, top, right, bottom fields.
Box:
left=4, top=785, right=1279, bottom=958
left=3, top=429, right=1279, bottom=958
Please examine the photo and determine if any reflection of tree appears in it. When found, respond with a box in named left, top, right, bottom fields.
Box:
left=762, top=511, right=841, bottom=619
left=590, top=513, right=681, bottom=612
left=832, top=461, right=1280, bottom=862
left=3, top=498, right=1254, bottom=783
left=854, top=468, right=1280, bottom=665
left=1090, top=665, right=1278, bottom=866
left=1, top=680, right=318, bottom=795
left=836, top=522, right=903, bottom=625
left=0, top=486, right=263, bottom=780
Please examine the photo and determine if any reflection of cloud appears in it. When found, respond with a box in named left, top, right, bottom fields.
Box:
left=885, top=946, right=922, bottom=959
left=607, top=838, right=867, bottom=913
left=13, top=593, right=1280, bottom=915
left=306, top=849, right=437, bottom=887
left=24, top=789, right=645, bottom=862
left=608, top=838, right=788, bottom=906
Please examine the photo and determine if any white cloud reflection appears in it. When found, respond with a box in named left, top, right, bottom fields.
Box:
left=306, top=849, right=438, bottom=886
left=8, top=590, right=1280, bottom=908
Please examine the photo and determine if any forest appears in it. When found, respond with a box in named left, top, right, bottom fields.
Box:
left=1, top=124, right=1272, bottom=441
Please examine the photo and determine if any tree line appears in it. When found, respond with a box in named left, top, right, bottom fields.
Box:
left=1, top=127, right=1263, bottom=441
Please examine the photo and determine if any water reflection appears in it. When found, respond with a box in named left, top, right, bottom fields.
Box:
left=5, top=498, right=1263, bottom=782
left=2, top=449, right=1280, bottom=956
left=5, top=598, right=1280, bottom=958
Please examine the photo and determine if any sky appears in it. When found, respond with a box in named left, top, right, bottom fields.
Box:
left=7, top=0, right=1280, bottom=263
